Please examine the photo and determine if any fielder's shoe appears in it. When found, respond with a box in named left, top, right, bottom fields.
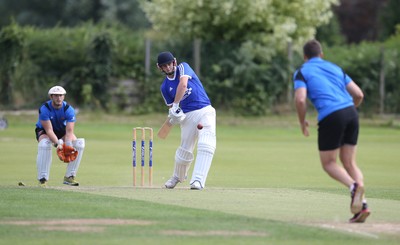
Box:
left=63, top=176, right=79, bottom=186
left=165, top=176, right=180, bottom=189
left=349, top=203, right=370, bottom=223
left=190, top=180, right=203, bottom=190
left=350, top=182, right=364, bottom=214
left=39, top=178, right=47, bottom=188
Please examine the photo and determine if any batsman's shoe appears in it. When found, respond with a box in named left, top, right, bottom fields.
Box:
left=349, top=203, right=370, bottom=223
left=350, top=182, right=364, bottom=214
left=38, top=178, right=47, bottom=188
left=190, top=180, right=203, bottom=190
left=63, top=176, right=79, bottom=186
left=165, top=176, right=180, bottom=189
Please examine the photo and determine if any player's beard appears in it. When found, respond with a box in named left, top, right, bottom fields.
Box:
left=165, top=66, right=176, bottom=76
left=52, top=99, right=63, bottom=109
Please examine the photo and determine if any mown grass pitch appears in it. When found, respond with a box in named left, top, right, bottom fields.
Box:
left=0, top=112, right=399, bottom=244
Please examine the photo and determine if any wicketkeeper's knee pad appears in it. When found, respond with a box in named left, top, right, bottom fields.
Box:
left=37, top=138, right=52, bottom=180
left=197, top=132, right=216, bottom=154
left=38, top=138, right=52, bottom=149
left=73, top=138, right=85, bottom=150
left=66, top=138, right=85, bottom=177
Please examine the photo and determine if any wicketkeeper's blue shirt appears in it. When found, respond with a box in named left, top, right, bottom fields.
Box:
left=160, top=62, right=211, bottom=113
left=36, top=101, right=76, bottom=131
left=293, top=57, right=354, bottom=121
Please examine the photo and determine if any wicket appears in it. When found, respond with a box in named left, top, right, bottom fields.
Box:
left=132, top=127, right=153, bottom=186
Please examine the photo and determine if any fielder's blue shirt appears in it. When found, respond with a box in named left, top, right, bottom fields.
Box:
left=293, top=57, right=354, bottom=121
left=160, top=62, right=211, bottom=113
left=36, top=101, right=76, bottom=131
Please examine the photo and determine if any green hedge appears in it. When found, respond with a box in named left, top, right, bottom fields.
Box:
left=324, top=37, right=400, bottom=115
left=1, top=23, right=400, bottom=115
left=1, top=22, right=146, bottom=112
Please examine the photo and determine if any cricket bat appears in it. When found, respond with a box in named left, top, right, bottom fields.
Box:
left=157, top=118, right=173, bottom=139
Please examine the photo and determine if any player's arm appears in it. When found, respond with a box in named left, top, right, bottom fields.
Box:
left=346, top=81, right=364, bottom=107
left=294, top=87, right=309, bottom=137
left=173, top=75, right=189, bottom=105
left=64, top=121, right=76, bottom=143
left=40, top=120, right=60, bottom=146
left=168, top=75, right=188, bottom=124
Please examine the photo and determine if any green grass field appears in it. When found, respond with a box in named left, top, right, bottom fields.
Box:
left=1, top=112, right=399, bottom=244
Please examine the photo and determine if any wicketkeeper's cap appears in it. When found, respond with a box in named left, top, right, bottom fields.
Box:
left=48, top=86, right=67, bottom=95
left=157, top=51, right=175, bottom=65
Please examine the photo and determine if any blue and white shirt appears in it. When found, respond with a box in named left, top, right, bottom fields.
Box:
left=160, top=62, right=211, bottom=113
left=293, top=57, right=354, bottom=121
left=35, top=101, right=76, bottom=131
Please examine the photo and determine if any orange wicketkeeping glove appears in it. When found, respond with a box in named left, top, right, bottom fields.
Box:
left=56, top=147, right=66, bottom=162
left=63, top=145, right=78, bottom=163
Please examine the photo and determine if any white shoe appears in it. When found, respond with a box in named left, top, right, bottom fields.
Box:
left=165, top=176, right=180, bottom=189
left=190, top=180, right=203, bottom=190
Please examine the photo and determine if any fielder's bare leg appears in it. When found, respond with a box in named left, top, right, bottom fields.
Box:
left=320, top=148, right=366, bottom=215
left=339, top=144, right=364, bottom=186
left=319, top=149, right=355, bottom=187
left=339, top=144, right=369, bottom=218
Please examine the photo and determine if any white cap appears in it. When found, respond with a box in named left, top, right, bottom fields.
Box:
left=48, top=86, right=66, bottom=95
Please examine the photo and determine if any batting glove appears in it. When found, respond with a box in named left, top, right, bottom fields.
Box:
left=168, top=106, right=186, bottom=125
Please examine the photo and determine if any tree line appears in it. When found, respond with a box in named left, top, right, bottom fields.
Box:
left=0, top=0, right=399, bottom=116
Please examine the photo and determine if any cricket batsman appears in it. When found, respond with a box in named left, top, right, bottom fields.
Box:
left=157, top=51, right=216, bottom=190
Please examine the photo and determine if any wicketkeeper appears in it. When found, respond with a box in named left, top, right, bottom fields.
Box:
left=35, top=86, right=85, bottom=187
left=157, top=51, right=217, bottom=190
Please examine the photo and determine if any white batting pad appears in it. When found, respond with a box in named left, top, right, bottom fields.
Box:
left=190, top=132, right=216, bottom=188
left=37, top=138, right=52, bottom=180
left=174, top=147, right=194, bottom=182
left=65, top=138, right=85, bottom=177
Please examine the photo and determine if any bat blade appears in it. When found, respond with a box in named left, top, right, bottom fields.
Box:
left=157, top=118, right=173, bottom=139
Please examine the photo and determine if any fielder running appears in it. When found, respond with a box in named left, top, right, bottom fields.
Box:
left=293, top=40, right=369, bottom=223
left=35, top=86, right=85, bottom=187
left=157, top=51, right=216, bottom=190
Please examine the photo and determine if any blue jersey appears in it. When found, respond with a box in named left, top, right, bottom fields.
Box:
left=35, top=100, right=76, bottom=131
left=160, top=62, right=211, bottom=113
left=293, top=57, right=354, bottom=121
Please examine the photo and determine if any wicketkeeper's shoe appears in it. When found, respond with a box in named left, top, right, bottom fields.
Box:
left=38, top=178, right=47, bottom=188
left=165, top=176, right=180, bottom=189
left=350, top=182, right=364, bottom=214
left=63, top=176, right=79, bottom=186
left=349, top=203, right=370, bottom=223
left=190, top=180, right=203, bottom=190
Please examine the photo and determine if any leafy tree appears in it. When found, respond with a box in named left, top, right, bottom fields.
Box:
left=0, top=0, right=66, bottom=28
left=378, top=0, right=400, bottom=40
left=140, top=0, right=338, bottom=56
left=86, top=32, right=114, bottom=110
left=140, top=0, right=338, bottom=115
left=0, top=0, right=149, bottom=30
left=333, top=0, right=386, bottom=43
left=0, top=23, right=23, bottom=107
left=316, top=14, right=345, bottom=46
